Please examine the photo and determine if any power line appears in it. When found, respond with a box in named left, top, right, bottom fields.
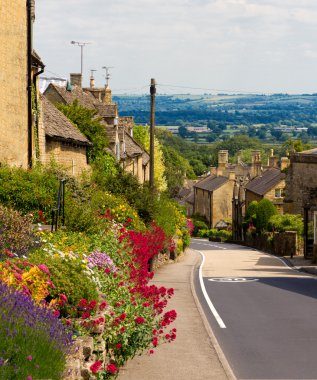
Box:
left=156, top=83, right=271, bottom=95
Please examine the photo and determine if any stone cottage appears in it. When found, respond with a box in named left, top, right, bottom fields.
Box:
left=193, top=173, right=236, bottom=228
left=245, top=167, right=286, bottom=214
left=283, top=148, right=317, bottom=259
left=38, top=95, right=91, bottom=176
left=44, top=76, right=149, bottom=184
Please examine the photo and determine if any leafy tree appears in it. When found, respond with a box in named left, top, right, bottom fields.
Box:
left=133, top=125, right=167, bottom=192
left=214, top=135, right=262, bottom=157
left=57, top=100, right=108, bottom=161
left=255, top=199, right=277, bottom=233
left=161, top=146, right=196, bottom=197
left=282, top=138, right=311, bottom=154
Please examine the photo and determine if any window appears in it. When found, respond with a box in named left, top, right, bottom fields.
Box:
left=275, top=188, right=282, bottom=198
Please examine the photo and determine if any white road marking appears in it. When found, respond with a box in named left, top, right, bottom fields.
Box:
left=208, top=277, right=259, bottom=283
left=196, top=249, right=226, bottom=329
left=191, top=239, right=227, bottom=250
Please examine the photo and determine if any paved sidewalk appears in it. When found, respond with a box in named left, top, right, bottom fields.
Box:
left=283, top=254, right=317, bottom=276
left=117, top=249, right=233, bottom=380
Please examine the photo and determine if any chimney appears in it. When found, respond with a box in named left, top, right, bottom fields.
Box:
left=280, top=157, right=290, bottom=171
left=218, top=150, right=228, bottom=167
left=103, top=85, right=112, bottom=104
left=217, top=167, right=223, bottom=176
left=251, top=150, right=261, bottom=164
left=70, top=73, right=82, bottom=88
left=251, top=150, right=261, bottom=177
left=210, top=166, right=217, bottom=176
left=229, top=171, right=235, bottom=181
left=269, top=155, right=278, bottom=168
left=90, top=75, right=95, bottom=89
left=237, top=150, right=242, bottom=164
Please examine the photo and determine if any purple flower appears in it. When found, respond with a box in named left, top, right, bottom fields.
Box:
left=87, top=250, right=117, bottom=272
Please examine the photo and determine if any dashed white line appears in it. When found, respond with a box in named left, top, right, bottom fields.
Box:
left=196, top=249, right=226, bottom=329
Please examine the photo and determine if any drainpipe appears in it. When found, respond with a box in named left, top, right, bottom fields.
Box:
left=27, top=0, right=33, bottom=168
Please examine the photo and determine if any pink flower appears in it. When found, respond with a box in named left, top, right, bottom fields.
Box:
left=52, top=310, right=60, bottom=318
left=26, top=355, right=33, bottom=361
left=27, top=376, right=33, bottom=380
left=37, top=264, right=51, bottom=275
left=59, top=293, right=68, bottom=302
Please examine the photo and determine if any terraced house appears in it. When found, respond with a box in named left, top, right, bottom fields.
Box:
left=45, top=75, right=150, bottom=183
left=0, top=0, right=39, bottom=167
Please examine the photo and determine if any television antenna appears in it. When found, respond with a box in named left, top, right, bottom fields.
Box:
left=102, top=66, right=114, bottom=86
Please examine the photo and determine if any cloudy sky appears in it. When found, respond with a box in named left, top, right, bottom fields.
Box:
left=35, top=0, right=317, bottom=94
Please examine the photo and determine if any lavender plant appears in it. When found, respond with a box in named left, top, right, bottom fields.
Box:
left=0, top=280, right=73, bottom=379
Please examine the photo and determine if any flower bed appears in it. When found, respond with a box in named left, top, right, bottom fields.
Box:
left=0, top=217, right=183, bottom=379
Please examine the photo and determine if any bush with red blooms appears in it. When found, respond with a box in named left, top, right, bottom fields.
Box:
left=63, top=222, right=178, bottom=378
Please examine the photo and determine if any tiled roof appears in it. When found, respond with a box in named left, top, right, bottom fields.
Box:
left=41, top=95, right=91, bottom=146
left=94, top=103, right=117, bottom=118
left=103, top=125, right=145, bottom=158
left=119, top=116, right=134, bottom=129
left=45, top=83, right=99, bottom=110
left=194, top=175, right=228, bottom=191
left=245, top=168, right=285, bottom=196
left=45, top=84, right=119, bottom=118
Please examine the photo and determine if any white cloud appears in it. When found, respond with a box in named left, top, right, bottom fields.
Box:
left=34, top=0, right=317, bottom=93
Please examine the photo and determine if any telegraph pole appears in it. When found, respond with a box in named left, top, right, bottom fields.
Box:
left=150, top=78, right=156, bottom=192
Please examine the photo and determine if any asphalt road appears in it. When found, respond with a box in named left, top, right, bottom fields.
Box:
left=191, top=238, right=317, bottom=380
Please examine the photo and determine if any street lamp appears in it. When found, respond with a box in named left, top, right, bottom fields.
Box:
left=70, top=40, right=91, bottom=76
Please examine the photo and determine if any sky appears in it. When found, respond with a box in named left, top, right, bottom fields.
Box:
left=34, top=0, right=317, bottom=95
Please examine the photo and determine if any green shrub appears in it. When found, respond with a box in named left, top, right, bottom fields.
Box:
left=256, top=199, right=277, bottom=233
left=196, top=229, right=210, bottom=238
left=0, top=165, right=59, bottom=218
left=29, top=248, right=98, bottom=317
left=193, top=220, right=209, bottom=236
left=268, top=213, right=304, bottom=236
left=0, top=205, right=36, bottom=258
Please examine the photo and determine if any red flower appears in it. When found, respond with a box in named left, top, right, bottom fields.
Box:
left=90, top=360, right=103, bottom=374
left=106, top=363, right=118, bottom=374
left=116, top=343, right=122, bottom=349
left=135, top=316, right=146, bottom=324
left=88, top=300, right=97, bottom=310
left=119, top=313, right=127, bottom=321
left=81, top=312, right=90, bottom=319
left=99, top=302, right=107, bottom=310
left=78, top=299, right=88, bottom=308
